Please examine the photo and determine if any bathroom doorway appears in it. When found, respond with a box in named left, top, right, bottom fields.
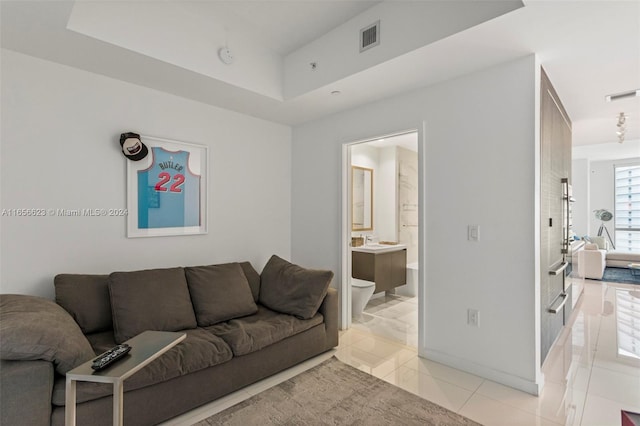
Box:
left=341, top=129, right=424, bottom=348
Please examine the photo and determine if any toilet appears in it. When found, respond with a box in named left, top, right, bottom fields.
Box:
left=396, top=262, right=418, bottom=297
left=351, top=279, right=376, bottom=318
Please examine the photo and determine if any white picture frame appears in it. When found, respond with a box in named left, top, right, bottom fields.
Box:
left=127, top=135, right=207, bottom=238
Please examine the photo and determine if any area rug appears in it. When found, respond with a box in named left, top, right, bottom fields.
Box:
left=602, top=267, right=640, bottom=285
left=194, top=357, right=481, bottom=426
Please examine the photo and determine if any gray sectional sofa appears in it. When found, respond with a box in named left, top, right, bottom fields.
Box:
left=0, top=255, right=338, bottom=426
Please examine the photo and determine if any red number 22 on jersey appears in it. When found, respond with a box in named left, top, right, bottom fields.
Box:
left=155, top=172, right=185, bottom=193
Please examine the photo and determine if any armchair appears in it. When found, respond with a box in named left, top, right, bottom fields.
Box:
left=580, top=243, right=606, bottom=280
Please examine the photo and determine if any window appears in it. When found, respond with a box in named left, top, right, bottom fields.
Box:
left=615, top=163, right=640, bottom=253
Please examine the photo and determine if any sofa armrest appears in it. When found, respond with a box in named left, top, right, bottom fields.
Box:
left=0, top=359, right=54, bottom=426
left=579, top=249, right=606, bottom=280
left=318, top=287, right=338, bottom=348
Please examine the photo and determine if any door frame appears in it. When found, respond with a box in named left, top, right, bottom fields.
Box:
left=340, top=125, right=426, bottom=351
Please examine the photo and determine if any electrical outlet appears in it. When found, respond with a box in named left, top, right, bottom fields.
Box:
left=468, top=225, right=480, bottom=242
left=467, top=309, right=480, bottom=327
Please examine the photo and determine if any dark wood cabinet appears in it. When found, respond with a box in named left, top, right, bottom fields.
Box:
left=352, top=249, right=407, bottom=293
left=540, top=68, right=572, bottom=365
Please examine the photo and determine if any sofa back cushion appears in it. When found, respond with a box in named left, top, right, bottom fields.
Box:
left=239, top=261, right=261, bottom=302
left=109, top=267, right=197, bottom=343
left=0, top=294, right=95, bottom=374
left=590, top=236, right=609, bottom=250
left=54, top=274, right=112, bottom=334
left=259, top=255, right=333, bottom=320
left=185, top=263, right=258, bottom=326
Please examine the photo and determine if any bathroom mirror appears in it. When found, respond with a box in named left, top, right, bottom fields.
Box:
left=352, top=166, right=373, bottom=231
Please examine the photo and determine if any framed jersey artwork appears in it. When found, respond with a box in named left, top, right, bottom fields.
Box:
left=126, top=135, right=207, bottom=237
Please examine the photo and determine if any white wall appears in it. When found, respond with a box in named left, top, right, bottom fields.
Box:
left=0, top=49, right=292, bottom=298
left=292, top=55, right=541, bottom=394
left=589, top=161, right=615, bottom=237
left=572, top=158, right=590, bottom=237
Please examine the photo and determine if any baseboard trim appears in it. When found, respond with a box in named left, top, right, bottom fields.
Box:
left=419, top=347, right=543, bottom=396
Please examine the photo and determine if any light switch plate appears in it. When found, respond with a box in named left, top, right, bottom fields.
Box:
left=468, top=308, right=480, bottom=327
left=468, top=225, right=480, bottom=242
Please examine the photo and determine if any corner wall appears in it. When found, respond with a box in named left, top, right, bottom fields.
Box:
left=1, top=49, right=292, bottom=298
left=571, top=158, right=590, bottom=237
left=292, top=55, right=541, bottom=393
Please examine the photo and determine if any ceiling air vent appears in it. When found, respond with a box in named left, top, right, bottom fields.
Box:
left=360, top=21, right=380, bottom=53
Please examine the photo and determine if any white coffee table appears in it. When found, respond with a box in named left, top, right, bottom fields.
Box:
left=65, top=330, right=186, bottom=426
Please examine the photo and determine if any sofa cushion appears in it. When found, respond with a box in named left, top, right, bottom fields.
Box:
left=259, top=255, right=333, bottom=319
left=239, top=261, right=261, bottom=302
left=54, top=274, right=112, bottom=334
left=85, top=330, right=118, bottom=355
left=109, top=268, right=197, bottom=343
left=0, top=294, right=95, bottom=374
left=185, top=263, right=258, bottom=326
left=52, top=328, right=233, bottom=406
left=590, top=236, right=608, bottom=250
left=206, top=305, right=324, bottom=356
left=606, top=251, right=640, bottom=262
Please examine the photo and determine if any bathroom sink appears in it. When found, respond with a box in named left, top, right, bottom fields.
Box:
left=352, top=243, right=407, bottom=253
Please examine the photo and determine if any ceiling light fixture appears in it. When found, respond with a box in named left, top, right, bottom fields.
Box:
left=616, top=112, right=627, bottom=143
left=218, top=27, right=234, bottom=65
left=606, top=89, right=640, bottom=102
left=218, top=47, right=234, bottom=65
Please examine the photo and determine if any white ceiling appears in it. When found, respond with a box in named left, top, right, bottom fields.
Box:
left=1, top=1, right=639, bottom=146
left=193, top=0, right=381, bottom=55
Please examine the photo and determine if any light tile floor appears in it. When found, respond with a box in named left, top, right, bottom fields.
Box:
left=342, top=279, right=640, bottom=426
left=163, top=279, right=639, bottom=426
left=352, top=293, right=419, bottom=347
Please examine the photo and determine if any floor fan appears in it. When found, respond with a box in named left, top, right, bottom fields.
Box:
left=594, top=209, right=615, bottom=249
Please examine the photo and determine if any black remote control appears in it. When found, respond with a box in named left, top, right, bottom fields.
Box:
left=91, top=344, right=131, bottom=370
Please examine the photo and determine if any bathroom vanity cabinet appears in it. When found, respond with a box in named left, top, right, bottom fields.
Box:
left=352, top=248, right=407, bottom=294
